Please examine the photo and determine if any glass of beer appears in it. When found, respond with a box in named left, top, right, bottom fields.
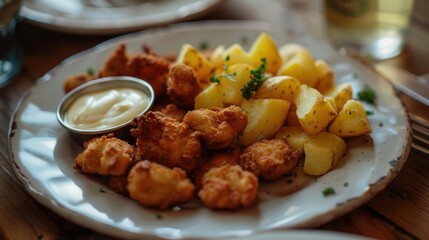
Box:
left=324, top=0, right=414, bottom=60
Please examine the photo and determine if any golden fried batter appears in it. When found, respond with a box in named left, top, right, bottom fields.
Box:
left=130, top=111, right=202, bottom=173
left=141, top=44, right=176, bottom=62
left=167, top=63, right=201, bottom=109
left=159, top=104, right=187, bottom=122
left=127, top=160, right=195, bottom=209
left=127, top=53, right=170, bottom=97
left=98, top=44, right=170, bottom=97
left=99, top=44, right=130, bottom=77
left=63, top=73, right=96, bottom=93
left=183, top=106, right=248, bottom=150
left=74, top=134, right=134, bottom=176
left=240, top=139, right=300, bottom=181
left=198, top=164, right=258, bottom=210
left=193, top=148, right=241, bottom=190
left=109, top=175, right=129, bottom=195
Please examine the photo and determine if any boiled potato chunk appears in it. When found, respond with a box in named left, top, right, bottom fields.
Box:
left=278, top=43, right=313, bottom=63
left=219, top=63, right=253, bottom=106
left=194, top=83, right=223, bottom=109
left=221, top=44, right=256, bottom=69
left=314, top=59, right=334, bottom=94
left=238, top=99, right=290, bottom=146
left=209, top=45, right=226, bottom=71
left=324, top=83, right=353, bottom=110
left=328, top=100, right=372, bottom=137
left=303, top=132, right=347, bottom=176
left=277, top=51, right=319, bottom=88
left=295, top=85, right=337, bottom=135
left=248, top=32, right=282, bottom=74
left=325, top=96, right=338, bottom=113
left=177, top=44, right=213, bottom=87
left=254, top=76, right=301, bottom=102
left=274, top=126, right=310, bottom=156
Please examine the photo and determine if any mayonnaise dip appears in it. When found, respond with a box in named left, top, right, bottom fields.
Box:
left=65, top=87, right=149, bottom=131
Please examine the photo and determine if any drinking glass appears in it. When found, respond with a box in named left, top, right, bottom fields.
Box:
left=0, top=0, right=21, bottom=87
left=324, top=0, right=414, bottom=60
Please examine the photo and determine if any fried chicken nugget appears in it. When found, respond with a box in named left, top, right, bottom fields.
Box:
left=193, top=148, right=241, bottom=190
left=127, top=160, right=195, bottom=209
left=183, top=106, right=248, bottom=150
left=151, top=102, right=187, bottom=122
left=109, top=175, right=129, bottom=195
left=159, top=104, right=187, bottom=122
left=98, top=44, right=130, bottom=77
left=198, top=164, right=258, bottom=210
left=131, top=111, right=202, bottom=174
left=74, top=134, right=134, bottom=176
left=98, top=44, right=171, bottom=97
left=167, top=63, right=201, bottom=109
left=127, top=53, right=170, bottom=97
left=63, top=73, right=96, bottom=93
left=240, top=139, right=300, bottom=181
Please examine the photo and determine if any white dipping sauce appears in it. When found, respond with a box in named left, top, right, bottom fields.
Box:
left=65, top=87, right=149, bottom=131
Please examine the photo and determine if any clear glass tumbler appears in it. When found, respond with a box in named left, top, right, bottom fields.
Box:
left=324, top=0, right=414, bottom=60
left=0, top=0, right=21, bottom=87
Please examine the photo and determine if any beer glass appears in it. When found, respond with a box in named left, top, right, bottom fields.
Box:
left=324, top=0, right=414, bottom=60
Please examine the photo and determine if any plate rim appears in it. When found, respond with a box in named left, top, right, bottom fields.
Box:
left=19, top=0, right=223, bottom=35
left=8, top=20, right=412, bottom=239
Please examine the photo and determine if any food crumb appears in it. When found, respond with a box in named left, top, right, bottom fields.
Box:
left=323, top=187, right=336, bottom=197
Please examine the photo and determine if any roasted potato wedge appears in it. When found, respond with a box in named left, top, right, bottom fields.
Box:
left=315, top=59, right=334, bottom=94
left=248, top=32, right=282, bottom=74
left=303, top=132, right=347, bottom=176
left=277, top=52, right=319, bottom=88
left=295, top=85, right=337, bottom=134
left=328, top=99, right=372, bottom=137
left=274, top=126, right=310, bottom=156
left=254, top=75, right=301, bottom=102
left=221, top=43, right=256, bottom=69
left=324, top=83, right=353, bottom=111
left=177, top=44, right=213, bottom=87
left=238, top=99, right=290, bottom=146
left=219, top=63, right=253, bottom=106
left=194, top=83, right=224, bottom=109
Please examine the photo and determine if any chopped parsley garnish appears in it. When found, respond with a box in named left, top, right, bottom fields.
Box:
left=365, top=110, right=374, bottom=116
left=379, top=121, right=384, bottom=127
left=210, top=70, right=237, bottom=84
left=199, top=41, right=209, bottom=50
left=357, top=85, right=376, bottom=105
left=225, top=55, right=231, bottom=61
left=86, top=68, right=95, bottom=75
left=210, top=62, right=236, bottom=84
left=241, top=57, right=268, bottom=99
left=210, top=75, right=221, bottom=83
left=322, top=187, right=336, bottom=197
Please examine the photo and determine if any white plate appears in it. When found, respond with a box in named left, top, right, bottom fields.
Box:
left=9, top=21, right=411, bottom=239
left=227, top=230, right=374, bottom=240
left=19, top=0, right=222, bottom=35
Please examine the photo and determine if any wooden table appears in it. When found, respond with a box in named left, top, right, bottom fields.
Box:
left=1, top=1, right=428, bottom=239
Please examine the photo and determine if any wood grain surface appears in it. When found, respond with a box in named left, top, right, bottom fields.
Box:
left=0, top=1, right=428, bottom=239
